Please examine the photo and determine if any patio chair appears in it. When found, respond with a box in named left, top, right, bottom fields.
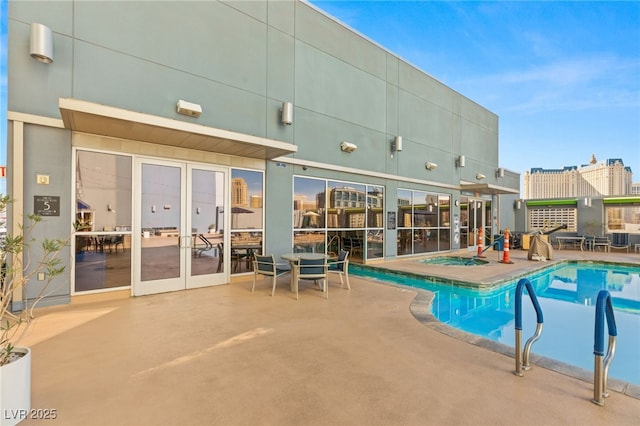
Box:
left=327, top=249, right=350, bottom=290
left=610, top=232, right=629, bottom=252
left=592, top=236, right=610, bottom=252
left=251, top=254, right=290, bottom=296
left=293, top=257, right=328, bottom=300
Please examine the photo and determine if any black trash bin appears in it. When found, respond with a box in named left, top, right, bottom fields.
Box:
left=493, top=234, right=504, bottom=251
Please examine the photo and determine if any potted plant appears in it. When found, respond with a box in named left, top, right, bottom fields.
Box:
left=0, top=195, right=67, bottom=426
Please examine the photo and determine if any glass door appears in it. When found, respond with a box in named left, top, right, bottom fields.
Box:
left=187, top=164, right=227, bottom=288
left=467, top=199, right=485, bottom=252
left=134, top=158, right=227, bottom=296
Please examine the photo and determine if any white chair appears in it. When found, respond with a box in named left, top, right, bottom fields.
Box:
left=251, top=254, right=290, bottom=296
left=293, top=257, right=328, bottom=300
left=327, top=249, right=350, bottom=290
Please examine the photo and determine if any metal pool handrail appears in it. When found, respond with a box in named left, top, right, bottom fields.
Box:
left=514, top=278, right=544, bottom=377
left=592, top=290, right=617, bottom=406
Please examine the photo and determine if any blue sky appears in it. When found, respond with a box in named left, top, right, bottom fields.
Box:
left=0, top=1, right=637, bottom=195
left=308, top=0, right=640, bottom=182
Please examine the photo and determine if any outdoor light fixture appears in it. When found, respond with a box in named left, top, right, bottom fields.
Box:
left=496, top=167, right=505, bottom=178
left=476, top=173, right=486, bottom=180
left=392, top=135, right=403, bottom=152
left=340, top=141, right=358, bottom=153
left=425, top=162, right=438, bottom=171
left=456, top=155, right=465, bottom=168
left=281, top=101, right=293, bottom=125
left=30, top=23, right=53, bottom=64
left=176, top=99, right=202, bottom=117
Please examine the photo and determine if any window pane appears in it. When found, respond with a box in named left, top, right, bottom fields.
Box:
left=397, top=189, right=411, bottom=228
left=327, top=181, right=366, bottom=228
left=231, top=169, right=263, bottom=230
left=294, top=230, right=325, bottom=253
left=398, top=229, right=412, bottom=255
left=367, top=230, right=383, bottom=258
left=75, top=235, right=131, bottom=292
left=294, top=177, right=325, bottom=229
left=76, top=151, right=132, bottom=231
left=412, top=191, right=428, bottom=227
left=367, top=186, right=384, bottom=228
left=230, top=231, right=263, bottom=273
left=75, top=151, right=132, bottom=292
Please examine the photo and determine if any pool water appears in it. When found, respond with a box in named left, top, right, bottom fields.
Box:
left=352, top=262, right=640, bottom=386
left=419, top=256, right=489, bottom=266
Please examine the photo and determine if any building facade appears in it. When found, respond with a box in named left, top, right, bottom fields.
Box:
left=7, top=0, right=518, bottom=307
left=524, top=156, right=633, bottom=199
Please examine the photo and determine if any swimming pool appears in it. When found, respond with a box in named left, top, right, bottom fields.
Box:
left=352, top=261, right=640, bottom=386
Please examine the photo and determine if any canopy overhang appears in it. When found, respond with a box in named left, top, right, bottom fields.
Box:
left=59, top=98, right=297, bottom=160
left=460, top=182, right=520, bottom=195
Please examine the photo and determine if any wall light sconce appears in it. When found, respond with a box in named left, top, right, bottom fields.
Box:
left=496, top=167, right=505, bottom=178
left=456, top=155, right=465, bottom=168
left=392, top=135, right=403, bottom=152
left=584, top=197, right=592, bottom=207
left=281, top=101, right=293, bottom=125
left=30, top=23, right=53, bottom=64
left=176, top=99, right=202, bottom=117
left=425, top=162, right=438, bottom=171
left=475, top=173, right=486, bottom=180
left=340, top=141, right=358, bottom=153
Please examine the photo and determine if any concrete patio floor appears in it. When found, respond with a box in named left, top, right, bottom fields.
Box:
left=18, top=248, right=640, bottom=425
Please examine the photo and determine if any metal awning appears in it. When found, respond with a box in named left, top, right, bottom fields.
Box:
left=59, top=98, right=297, bottom=160
left=460, top=182, right=520, bottom=195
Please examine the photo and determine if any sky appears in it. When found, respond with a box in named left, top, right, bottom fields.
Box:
left=0, top=1, right=638, bottom=196
left=308, top=0, right=640, bottom=183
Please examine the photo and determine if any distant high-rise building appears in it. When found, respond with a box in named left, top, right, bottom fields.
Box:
left=231, top=178, right=248, bottom=207
left=524, top=155, right=633, bottom=199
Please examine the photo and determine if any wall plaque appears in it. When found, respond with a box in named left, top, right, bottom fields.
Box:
left=34, top=195, right=60, bottom=216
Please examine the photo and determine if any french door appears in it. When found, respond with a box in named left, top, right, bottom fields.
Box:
left=133, top=158, right=228, bottom=296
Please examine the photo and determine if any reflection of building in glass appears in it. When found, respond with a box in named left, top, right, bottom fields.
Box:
left=250, top=195, right=262, bottom=208
left=294, top=195, right=317, bottom=211
left=323, top=187, right=365, bottom=228
left=231, top=178, right=248, bottom=207
left=326, top=187, right=366, bottom=208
